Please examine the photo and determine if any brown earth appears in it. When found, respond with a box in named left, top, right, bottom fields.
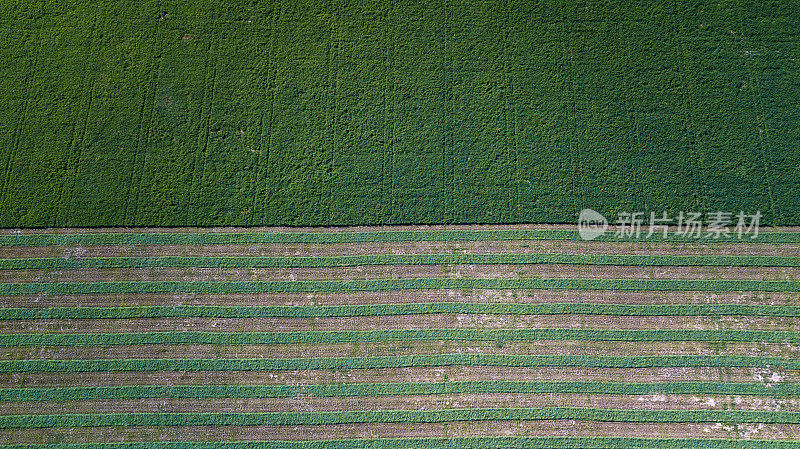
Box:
left=2, top=392, right=798, bottom=415
left=3, top=340, right=796, bottom=362
left=5, top=238, right=800, bottom=259
left=4, top=264, right=800, bottom=283
left=1, top=313, right=797, bottom=334
left=2, top=366, right=796, bottom=389
left=2, top=290, right=794, bottom=309
left=2, top=421, right=799, bottom=444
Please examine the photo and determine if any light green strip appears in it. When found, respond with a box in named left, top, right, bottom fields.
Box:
left=1, top=303, right=798, bottom=320
left=2, top=253, right=800, bottom=269
left=2, top=355, right=798, bottom=373
left=1, top=329, right=799, bottom=347
left=2, top=408, right=800, bottom=428
left=1, top=381, right=797, bottom=402
left=2, top=278, right=800, bottom=295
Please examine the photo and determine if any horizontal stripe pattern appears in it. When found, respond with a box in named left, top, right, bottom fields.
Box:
left=1, top=227, right=799, bottom=446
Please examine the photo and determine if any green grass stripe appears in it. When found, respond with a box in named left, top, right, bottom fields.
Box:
left=3, top=437, right=800, bottom=449
left=0, top=229, right=796, bottom=247
left=3, top=254, right=800, bottom=270
left=2, top=381, right=798, bottom=402
left=1, top=355, right=798, bottom=373
left=2, top=329, right=799, bottom=347
left=2, top=303, right=799, bottom=321
left=3, top=408, right=800, bottom=428
left=3, top=278, right=800, bottom=295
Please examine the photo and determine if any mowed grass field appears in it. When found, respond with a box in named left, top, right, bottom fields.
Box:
left=1, top=0, right=800, bottom=227
left=0, top=226, right=799, bottom=447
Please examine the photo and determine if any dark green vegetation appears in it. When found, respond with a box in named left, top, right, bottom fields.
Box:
left=1, top=1, right=799, bottom=226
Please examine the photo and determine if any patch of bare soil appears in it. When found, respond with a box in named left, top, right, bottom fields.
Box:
left=3, top=421, right=798, bottom=444
left=4, top=264, right=800, bottom=283
left=2, top=313, right=797, bottom=334
left=5, top=340, right=795, bottom=362
left=3, top=365, right=796, bottom=390
left=3, top=392, right=798, bottom=416
left=6, top=237, right=800, bottom=259
left=2, top=290, right=794, bottom=309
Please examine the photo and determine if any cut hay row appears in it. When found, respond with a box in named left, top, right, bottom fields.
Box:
left=1, top=229, right=796, bottom=246
left=2, top=355, right=799, bottom=373
left=3, top=408, right=800, bottom=428
left=2, top=329, right=800, bottom=347
left=4, top=253, right=800, bottom=269
left=3, top=278, right=800, bottom=295
left=2, top=381, right=797, bottom=402
left=2, top=303, right=798, bottom=320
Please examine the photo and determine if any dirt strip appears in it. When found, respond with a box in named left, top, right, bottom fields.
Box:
left=4, top=340, right=795, bottom=362
left=5, top=239, right=800, bottom=259
left=4, top=264, right=800, bottom=283
left=1, top=366, right=795, bottom=389
left=2, top=290, right=795, bottom=309
left=1, top=421, right=798, bottom=444
left=1, top=393, right=798, bottom=415
left=1, top=314, right=798, bottom=334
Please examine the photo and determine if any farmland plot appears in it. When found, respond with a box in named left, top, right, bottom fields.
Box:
left=0, top=226, right=799, bottom=447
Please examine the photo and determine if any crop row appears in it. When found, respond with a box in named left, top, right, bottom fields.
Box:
left=4, top=408, right=800, bottom=428
left=2, top=381, right=797, bottom=402
left=2, top=229, right=797, bottom=247
left=2, top=329, right=799, bottom=347
left=1, top=437, right=798, bottom=449
left=3, top=279, right=800, bottom=295
left=3, top=254, right=800, bottom=269
left=2, top=303, right=799, bottom=321
left=1, top=355, right=798, bottom=373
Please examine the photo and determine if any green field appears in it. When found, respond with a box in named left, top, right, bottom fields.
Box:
left=1, top=0, right=799, bottom=226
